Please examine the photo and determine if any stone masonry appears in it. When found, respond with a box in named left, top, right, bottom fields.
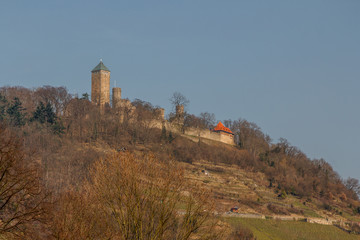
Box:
left=91, top=61, right=110, bottom=108
left=112, top=87, right=122, bottom=109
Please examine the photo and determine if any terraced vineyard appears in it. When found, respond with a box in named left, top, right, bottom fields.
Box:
left=180, top=159, right=360, bottom=229
left=226, top=218, right=360, bottom=240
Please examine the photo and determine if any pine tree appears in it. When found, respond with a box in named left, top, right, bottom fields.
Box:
left=6, top=97, right=26, bottom=126
left=0, top=94, right=8, bottom=121
left=44, top=102, right=57, bottom=124
left=81, top=93, right=89, bottom=100
left=31, top=102, right=46, bottom=124
left=31, top=101, right=64, bottom=134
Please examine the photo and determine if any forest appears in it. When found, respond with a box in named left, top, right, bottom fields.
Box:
left=0, top=85, right=359, bottom=239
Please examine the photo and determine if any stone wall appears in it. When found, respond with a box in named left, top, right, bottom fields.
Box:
left=306, top=218, right=335, bottom=225
left=110, top=99, right=234, bottom=146
left=116, top=99, right=136, bottom=123
left=185, top=128, right=235, bottom=145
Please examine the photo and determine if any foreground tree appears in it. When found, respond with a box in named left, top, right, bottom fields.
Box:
left=0, top=124, right=48, bottom=238
left=52, top=152, right=223, bottom=240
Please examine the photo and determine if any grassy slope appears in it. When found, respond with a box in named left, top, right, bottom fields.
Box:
left=226, top=217, right=360, bottom=240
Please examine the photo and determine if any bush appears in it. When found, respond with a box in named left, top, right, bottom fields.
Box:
left=228, top=224, right=256, bottom=240
left=323, top=202, right=332, bottom=211
left=267, top=204, right=289, bottom=215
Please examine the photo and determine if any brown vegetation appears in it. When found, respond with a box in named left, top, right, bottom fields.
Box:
left=0, top=124, right=48, bottom=239
left=51, top=153, right=223, bottom=240
left=0, top=85, right=359, bottom=239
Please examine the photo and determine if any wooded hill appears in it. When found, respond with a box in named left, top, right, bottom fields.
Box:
left=0, top=85, right=359, bottom=239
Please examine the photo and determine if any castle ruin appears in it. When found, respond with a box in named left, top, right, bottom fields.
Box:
left=90, top=60, right=235, bottom=145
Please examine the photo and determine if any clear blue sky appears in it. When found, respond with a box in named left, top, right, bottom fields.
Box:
left=1, top=1, right=359, bottom=180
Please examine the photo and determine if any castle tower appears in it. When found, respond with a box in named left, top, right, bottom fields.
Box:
left=91, top=60, right=110, bottom=108
left=175, top=104, right=184, bottom=125
left=112, top=87, right=122, bottom=109
left=176, top=105, right=184, bottom=118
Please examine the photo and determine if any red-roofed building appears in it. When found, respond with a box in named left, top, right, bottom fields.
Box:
left=212, top=121, right=234, bottom=135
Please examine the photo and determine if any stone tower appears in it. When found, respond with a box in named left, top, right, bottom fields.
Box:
left=112, top=87, right=122, bottom=109
left=175, top=104, right=184, bottom=125
left=91, top=60, right=110, bottom=108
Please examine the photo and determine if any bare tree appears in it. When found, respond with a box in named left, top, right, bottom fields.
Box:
left=345, top=177, right=360, bottom=198
left=34, top=86, right=72, bottom=115
left=0, top=124, right=48, bottom=238
left=169, top=92, right=189, bottom=112
left=231, top=119, right=271, bottom=157
left=131, top=99, right=159, bottom=143
left=184, top=114, right=203, bottom=129
left=50, top=191, right=110, bottom=240
left=0, top=86, right=35, bottom=115
left=199, top=112, right=216, bottom=129
left=52, top=152, right=222, bottom=240
left=223, top=119, right=233, bottom=129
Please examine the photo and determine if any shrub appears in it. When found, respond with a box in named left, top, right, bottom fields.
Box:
left=228, top=224, right=256, bottom=240
left=267, top=204, right=289, bottom=215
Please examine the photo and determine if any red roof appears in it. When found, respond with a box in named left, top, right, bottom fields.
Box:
left=213, top=121, right=234, bottom=135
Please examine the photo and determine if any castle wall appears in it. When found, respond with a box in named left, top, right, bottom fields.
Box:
left=150, top=120, right=235, bottom=146
left=155, top=108, right=165, bottom=120
left=117, top=99, right=136, bottom=123
left=89, top=62, right=233, bottom=146
left=184, top=128, right=235, bottom=145
left=91, top=70, right=110, bottom=107
left=109, top=99, right=234, bottom=145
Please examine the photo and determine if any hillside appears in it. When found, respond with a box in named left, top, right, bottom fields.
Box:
left=0, top=85, right=359, bottom=239
left=227, top=218, right=360, bottom=240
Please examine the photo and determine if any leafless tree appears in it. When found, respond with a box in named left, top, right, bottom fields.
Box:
left=199, top=112, right=216, bottom=129
left=345, top=177, right=360, bottom=198
left=34, top=86, right=72, bottom=115
left=169, top=92, right=189, bottom=112
left=52, top=152, right=222, bottom=240
left=0, top=124, right=49, bottom=238
left=231, top=119, right=271, bottom=157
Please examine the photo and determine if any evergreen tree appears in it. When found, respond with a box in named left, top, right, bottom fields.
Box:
left=32, top=102, right=57, bottom=124
left=31, top=101, right=64, bottom=134
left=32, top=102, right=47, bottom=124
left=0, top=94, right=8, bottom=121
left=81, top=93, right=89, bottom=100
left=44, top=102, right=57, bottom=124
left=6, top=97, right=26, bottom=126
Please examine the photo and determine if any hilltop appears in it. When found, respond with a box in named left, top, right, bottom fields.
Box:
left=0, top=85, right=359, bottom=239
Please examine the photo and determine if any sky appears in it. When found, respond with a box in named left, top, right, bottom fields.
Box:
left=1, top=1, right=359, bottom=180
